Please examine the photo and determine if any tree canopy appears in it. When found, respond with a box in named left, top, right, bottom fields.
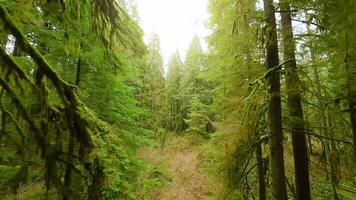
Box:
left=0, top=0, right=355, bottom=199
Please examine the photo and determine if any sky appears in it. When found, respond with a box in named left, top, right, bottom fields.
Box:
left=136, top=0, right=211, bottom=65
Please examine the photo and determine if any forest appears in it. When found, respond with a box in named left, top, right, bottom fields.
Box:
left=0, top=0, right=355, bottom=199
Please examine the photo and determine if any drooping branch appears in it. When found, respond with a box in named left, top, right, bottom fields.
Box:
left=0, top=4, right=103, bottom=148
left=0, top=76, right=44, bottom=146
left=0, top=47, right=34, bottom=88
left=1, top=108, right=25, bottom=142
left=0, top=4, right=73, bottom=106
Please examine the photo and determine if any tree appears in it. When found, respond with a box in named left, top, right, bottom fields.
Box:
left=180, top=36, right=204, bottom=128
left=140, top=33, right=166, bottom=131
left=0, top=0, right=149, bottom=199
left=166, top=51, right=183, bottom=132
left=180, top=36, right=213, bottom=136
left=262, top=0, right=288, bottom=199
left=279, top=1, right=310, bottom=199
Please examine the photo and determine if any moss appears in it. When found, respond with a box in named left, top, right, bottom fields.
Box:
left=0, top=3, right=145, bottom=199
left=0, top=165, right=20, bottom=180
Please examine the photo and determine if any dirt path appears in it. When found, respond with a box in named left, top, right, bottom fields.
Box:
left=139, top=134, right=214, bottom=200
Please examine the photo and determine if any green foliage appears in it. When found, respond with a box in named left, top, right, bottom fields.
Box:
left=139, top=33, right=166, bottom=131
left=1, top=0, right=356, bottom=199
left=0, top=0, right=151, bottom=199
left=136, top=163, right=167, bottom=200
left=184, top=95, right=210, bottom=138
left=165, top=52, right=184, bottom=132
left=165, top=37, right=213, bottom=136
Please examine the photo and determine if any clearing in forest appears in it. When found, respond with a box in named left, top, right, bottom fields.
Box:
left=138, top=134, right=215, bottom=200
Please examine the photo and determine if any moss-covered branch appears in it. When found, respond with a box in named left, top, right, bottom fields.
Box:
left=0, top=75, right=44, bottom=146
left=0, top=47, right=35, bottom=88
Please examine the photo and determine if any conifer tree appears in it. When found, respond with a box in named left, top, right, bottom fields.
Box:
left=166, top=51, right=183, bottom=132
left=279, top=1, right=310, bottom=199
left=262, top=0, right=288, bottom=199
left=141, top=33, right=166, bottom=131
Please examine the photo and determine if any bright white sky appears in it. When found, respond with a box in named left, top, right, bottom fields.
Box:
left=136, top=0, right=210, bottom=65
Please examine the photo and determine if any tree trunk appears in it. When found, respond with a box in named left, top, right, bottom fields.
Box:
left=262, top=0, right=288, bottom=199
left=88, top=162, right=104, bottom=200
left=63, top=57, right=82, bottom=200
left=348, top=97, right=356, bottom=161
left=345, top=33, right=356, bottom=162
left=280, top=2, right=311, bottom=200
left=256, top=140, right=266, bottom=200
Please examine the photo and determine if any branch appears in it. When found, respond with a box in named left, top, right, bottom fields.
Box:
left=309, top=158, right=330, bottom=174
left=249, top=59, right=295, bottom=86
left=0, top=92, right=26, bottom=142
left=0, top=4, right=97, bottom=148
left=57, top=158, right=90, bottom=187
left=0, top=47, right=35, bottom=88
left=0, top=76, right=44, bottom=145
left=236, top=140, right=259, bottom=185
left=275, top=9, right=298, bottom=13
left=282, top=127, right=352, bottom=145
left=2, top=108, right=25, bottom=139
left=291, top=18, right=326, bottom=30
left=0, top=4, right=74, bottom=106
left=285, top=176, right=296, bottom=198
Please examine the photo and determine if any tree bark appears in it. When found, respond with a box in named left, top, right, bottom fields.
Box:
left=262, top=0, right=288, bottom=199
left=345, top=33, right=356, bottom=162
left=280, top=2, right=311, bottom=200
left=63, top=57, right=82, bottom=200
left=256, top=141, right=266, bottom=200
left=88, top=162, right=104, bottom=200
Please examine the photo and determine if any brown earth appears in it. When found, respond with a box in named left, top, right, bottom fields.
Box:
left=138, top=134, right=215, bottom=200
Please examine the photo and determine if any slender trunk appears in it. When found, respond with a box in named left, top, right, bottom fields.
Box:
left=256, top=141, right=266, bottom=200
left=311, top=62, right=339, bottom=199
left=327, top=113, right=340, bottom=200
left=280, top=2, right=310, bottom=200
left=88, top=161, right=104, bottom=200
left=307, top=19, right=339, bottom=199
left=262, top=0, right=288, bottom=199
left=305, top=114, right=313, bottom=154
left=63, top=135, right=75, bottom=200
left=349, top=97, right=356, bottom=161
left=63, top=57, right=81, bottom=200
left=75, top=58, right=82, bottom=86
left=345, top=33, right=356, bottom=162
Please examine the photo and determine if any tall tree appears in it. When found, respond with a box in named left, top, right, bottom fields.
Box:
left=263, top=0, right=288, bottom=199
left=141, top=33, right=166, bottom=131
left=279, top=1, right=311, bottom=199
left=181, top=36, right=210, bottom=134
left=0, top=0, right=149, bottom=198
left=166, top=51, right=183, bottom=132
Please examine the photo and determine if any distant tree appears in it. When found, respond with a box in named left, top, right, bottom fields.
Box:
left=166, top=51, right=184, bottom=132
left=141, top=33, right=166, bottom=131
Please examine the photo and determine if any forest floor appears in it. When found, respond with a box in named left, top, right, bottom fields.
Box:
left=138, top=134, right=216, bottom=200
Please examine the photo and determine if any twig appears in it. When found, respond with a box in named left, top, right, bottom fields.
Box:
left=309, top=158, right=330, bottom=174
left=249, top=59, right=295, bottom=86
left=282, top=127, right=352, bottom=145
left=174, top=132, right=184, bottom=153
left=275, top=9, right=298, bottom=13
left=57, top=158, right=89, bottom=187
left=0, top=76, right=44, bottom=145
left=291, top=18, right=326, bottom=29
left=285, top=176, right=296, bottom=198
